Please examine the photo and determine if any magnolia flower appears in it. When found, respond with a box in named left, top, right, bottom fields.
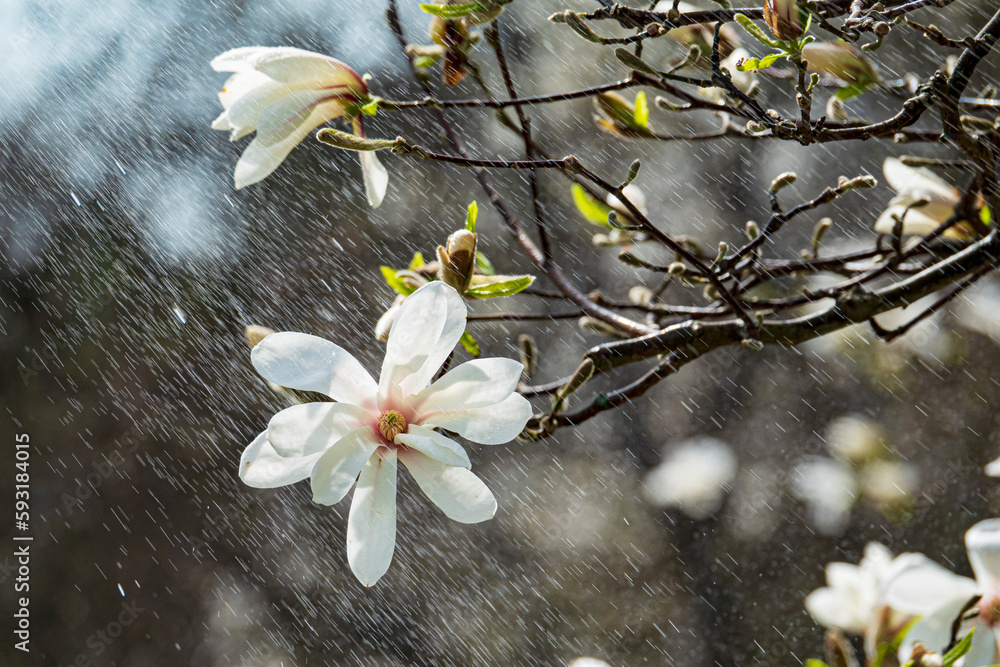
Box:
left=211, top=46, right=389, bottom=206
left=642, top=437, right=738, bottom=519
left=240, top=281, right=533, bottom=586
left=698, top=48, right=758, bottom=105
left=881, top=519, right=1000, bottom=665
left=656, top=2, right=740, bottom=64
left=825, top=415, right=886, bottom=464
left=805, top=543, right=896, bottom=636
left=874, top=158, right=973, bottom=239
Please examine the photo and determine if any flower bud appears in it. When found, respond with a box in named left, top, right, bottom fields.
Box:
left=801, top=42, right=878, bottom=85
left=769, top=171, right=797, bottom=193
left=518, top=334, right=537, bottom=378
left=763, top=0, right=804, bottom=41
left=245, top=325, right=276, bottom=348
left=593, top=93, right=653, bottom=138
left=316, top=128, right=399, bottom=152
left=629, top=286, right=654, bottom=306
left=438, top=229, right=478, bottom=292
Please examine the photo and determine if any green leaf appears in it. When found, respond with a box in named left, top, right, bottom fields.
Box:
left=413, top=55, right=438, bottom=69
left=420, top=1, right=489, bottom=18
left=408, top=252, right=425, bottom=270
left=460, top=331, right=480, bottom=356
left=981, top=204, right=992, bottom=226
left=571, top=183, right=613, bottom=227
left=942, top=628, right=974, bottom=667
left=737, top=51, right=784, bottom=72
left=634, top=91, right=649, bottom=128
left=465, top=275, right=535, bottom=299
left=380, top=266, right=416, bottom=296
left=466, top=200, right=478, bottom=233
left=475, top=251, right=495, bottom=275
left=803, top=660, right=829, bottom=667
left=360, top=100, right=379, bottom=116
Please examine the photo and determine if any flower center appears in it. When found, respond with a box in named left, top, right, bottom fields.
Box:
left=377, top=410, right=407, bottom=442
left=978, top=593, right=1000, bottom=627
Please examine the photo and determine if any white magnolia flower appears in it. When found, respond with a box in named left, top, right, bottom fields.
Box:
left=881, top=519, right=1000, bottom=666
left=211, top=46, right=389, bottom=206
left=874, top=158, right=971, bottom=239
left=240, top=281, right=533, bottom=586
left=805, top=542, right=895, bottom=635
left=825, top=415, right=886, bottom=464
left=697, top=48, right=757, bottom=105
left=642, top=437, right=738, bottom=520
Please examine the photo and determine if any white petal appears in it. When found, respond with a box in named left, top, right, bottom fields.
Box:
left=223, top=78, right=300, bottom=136
left=395, top=425, right=470, bottom=468
left=239, top=430, right=320, bottom=488
left=233, top=97, right=347, bottom=189
left=410, top=358, right=524, bottom=415
left=211, top=46, right=283, bottom=72
left=884, top=157, right=958, bottom=202
left=898, top=600, right=976, bottom=663
left=967, top=518, right=1000, bottom=589
left=347, top=449, right=398, bottom=587
left=879, top=553, right=978, bottom=615
left=310, top=427, right=380, bottom=505
left=962, top=621, right=999, bottom=667
left=359, top=149, right=389, bottom=208
left=873, top=196, right=958, bottom=236
left=419, top=393, right=532, bottom=445
left=217, top=70, right=276, bottom=110
left=398, top=449, right=497, bottom=523
left=986, top=456, right=1000, bottom=477
left=378, top=281, right=466, bottom=407
left=804, top=587, right=866, bottom=635
left=266, top=402, right=372, bottom=458
left=254, top=50, right=365, bottom=91
left=251, top=332, right=377, bottom=407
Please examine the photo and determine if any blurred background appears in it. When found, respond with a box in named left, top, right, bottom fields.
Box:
left=2, top=0, right=1000, bottom=664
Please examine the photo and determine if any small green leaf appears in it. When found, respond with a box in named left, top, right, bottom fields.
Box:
left=414, top=55, right=438, bottom=69
left=981, top=204, right=992, bottom=226
left=737, top=51, right=784, bottom=72
left=803, top=660, right=829, bottom=667
left=408, top=252, right=425, bottom=270
left=380, top=266, right=416, bottom=296
left=475, top=251, right=495, bottom=275
left=420, top=1, right=489, bottom=18
left=360, top=100, right=379, bottom=116
left=634, top=91, right=649, bottom=128
left=465, top=275, right=535, bottom=299
left=459, top=331, right=480, bottom=356
left=942, top=628, right=974, bottom=667
left=466, top=200, right=478, bottom=233
left=571, top=184, right=613, bottom=227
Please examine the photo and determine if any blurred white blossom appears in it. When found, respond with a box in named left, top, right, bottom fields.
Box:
left=642, top=438, right=737, bottom=519
left=240, top=281, right=532, bottom=586
left=825, top=415, right=886, bottom=464
left=805, top=542, right=895, bottom=635
left=793, top=457, right=857, bottom=534
left=874, top=158, right=972, bottom=239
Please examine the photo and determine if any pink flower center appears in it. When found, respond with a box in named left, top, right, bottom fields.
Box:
left=376, top=410, right=407, bottom=442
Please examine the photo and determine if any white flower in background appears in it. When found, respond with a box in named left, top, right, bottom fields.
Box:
left=805, top=542, right=895, bottom=635
left=656, top=2, right=740, bottom=64
left=569, top=659, right=612, bottom=667
left=211, top=46, right=389, bottom=206
left=825, top=415, right=886, bottom=464
left=874, top=158, right=972, bottom=239
left=793, top=457, right=857, bottom=535
left=240, top=281, right=533, bottom=586
left=881, top=519, right=1000, bottom=666
left=642, top=437, right=737, bottom=520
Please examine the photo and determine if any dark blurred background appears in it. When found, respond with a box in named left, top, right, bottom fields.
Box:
left=2, top=0, right=1000, bottom=665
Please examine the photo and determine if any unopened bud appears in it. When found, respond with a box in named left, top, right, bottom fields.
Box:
left=746, top=221, right=760, bottom=239
left=518, top=334, right=537, bottom=378
left=438, top=229, right=478, bottom=292
left=578, top=316, right=619, bottom=336
left=629, top=286, right=654, bottom=306
left=558, top=359, right=596, bottom=400
left=245, top=325, right=276, bottom=348
left=838, top=175, right=878, bottom=191
left=668, top=262, right=687, bottom=277
left=316, top=128, right=398, bottom=152
left=769, top=172, right=797, bottom=194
